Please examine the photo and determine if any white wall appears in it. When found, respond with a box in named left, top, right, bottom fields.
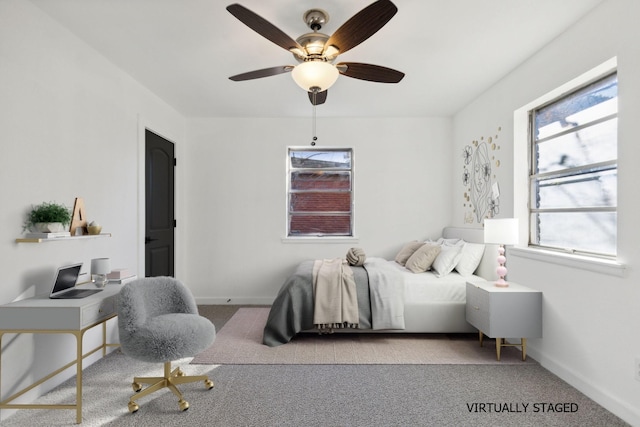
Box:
left=452, top=0, right=640, bottom=424
left=184, top=117, right=453, bottom=303
left=3, top=0, right=638, bottom=424
left=0, top=1, right=185, bottom=419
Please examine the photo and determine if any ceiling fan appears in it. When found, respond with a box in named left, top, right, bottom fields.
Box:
left=227, top=0, right=405, bottom=105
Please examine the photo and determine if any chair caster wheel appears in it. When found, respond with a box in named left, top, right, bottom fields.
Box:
left=175, top=368, right=185, bottom=377
left=128, top=401, right=139, bottom=413
left=179, top=399, right=189, bottom=411
left=132, top=382, right=142, bottom=392
left=204, top=379, right=214, bottom=389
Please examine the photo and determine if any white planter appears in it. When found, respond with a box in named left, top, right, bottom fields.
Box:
left=34, top=222, right=65, bottom=233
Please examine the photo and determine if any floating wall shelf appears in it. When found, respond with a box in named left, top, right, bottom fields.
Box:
left=15, top=233, right=112, bottom=243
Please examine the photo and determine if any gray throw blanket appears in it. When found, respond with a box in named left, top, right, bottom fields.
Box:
left=312, top=258, right=359, bottom=331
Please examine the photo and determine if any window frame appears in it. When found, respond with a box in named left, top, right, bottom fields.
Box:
left=527, top=72, right=618, bottom=258
left=285, top=146, right=355, bottom=239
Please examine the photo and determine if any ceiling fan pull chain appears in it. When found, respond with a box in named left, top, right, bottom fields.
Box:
left=311, top=89, right=318, bottom=146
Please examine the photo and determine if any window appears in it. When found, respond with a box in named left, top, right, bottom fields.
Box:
left=529, top=73, right=617, bottom=256
left=287, top=148, right=353, bottom=237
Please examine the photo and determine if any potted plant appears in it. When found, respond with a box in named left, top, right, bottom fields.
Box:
left=23, top=202, right=72, bottom=233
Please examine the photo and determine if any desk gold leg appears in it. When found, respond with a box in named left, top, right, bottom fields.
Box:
left=75, top=331, right=83, bottom=424
left=0, top=314, right=117, bottom=423
left=102, top=322, right=107, bottom=357
left=0, top=332, right=4, bottom=409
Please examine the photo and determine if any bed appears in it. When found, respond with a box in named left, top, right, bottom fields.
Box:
left=263, top=227, right=498, bottom=347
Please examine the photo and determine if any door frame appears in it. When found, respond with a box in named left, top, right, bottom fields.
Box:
left=137, top=117, right=182, bottom=278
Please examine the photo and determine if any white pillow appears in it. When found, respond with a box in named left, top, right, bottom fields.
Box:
left=437, top=237, right=462, bottom=246
left=455, top=242, right=485, bottom=276
left=432, top=242, right=465, bottom=278
left=425, top=237, right=461, bottom=246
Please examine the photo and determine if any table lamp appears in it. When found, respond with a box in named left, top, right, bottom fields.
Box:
left=484, top=218, right=519, bottom=287
left=91, top=258, right=111, bottom=288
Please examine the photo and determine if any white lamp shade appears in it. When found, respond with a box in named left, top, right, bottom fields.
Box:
left=91, top=258, right=111, bottom=275
left=484, top=218, right=519, bottom=245
left=291, top=61, right=339, bottom=92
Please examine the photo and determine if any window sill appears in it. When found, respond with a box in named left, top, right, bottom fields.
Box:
left=509, top=246, right=626, bottom=277
left=281, top=236, right=360, bottom=244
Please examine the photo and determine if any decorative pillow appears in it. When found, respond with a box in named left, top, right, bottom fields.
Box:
left=425, top=237, right=462, bottom=247
left=405, top=244, right=441, bottom=273
left=394, top=241, right=425, bottom=266
left=455, top=242, right=485, bottom=276
left=432, top=242, right=465, bottom=278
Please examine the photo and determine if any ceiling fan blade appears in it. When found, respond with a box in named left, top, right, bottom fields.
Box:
left=308, top=90, right=328, bottom=105
left=337, top=62, right=404, bottom=83
left=229, top=66, right=293, bottom=81
left=227, top=4, right=304, bottom=53
left=324, top=0, right=397, bottom=56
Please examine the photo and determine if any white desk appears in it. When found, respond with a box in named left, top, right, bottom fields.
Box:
left=0, top=283, right=122, bottom=423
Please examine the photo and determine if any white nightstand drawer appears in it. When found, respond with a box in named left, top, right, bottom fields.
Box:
left=465, top=283, right=489, bottom=332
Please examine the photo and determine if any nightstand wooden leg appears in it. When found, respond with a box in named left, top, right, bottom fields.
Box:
left=521, top=338, right=527, bottom=361
left=478, top=330, right=484, bottom=347
left=496, top=338, right=501, bottom=361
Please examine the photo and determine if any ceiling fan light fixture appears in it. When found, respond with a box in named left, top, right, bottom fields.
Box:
left=291, top=61, right=339, bottom=92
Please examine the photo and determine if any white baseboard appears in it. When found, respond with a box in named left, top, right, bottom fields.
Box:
left=527, top=347, right=640, bottom=426
left=195, top=297, right=274, bottom=305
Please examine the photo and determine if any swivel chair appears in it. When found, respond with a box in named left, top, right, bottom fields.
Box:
left=117, top=277, right=216, bottom=413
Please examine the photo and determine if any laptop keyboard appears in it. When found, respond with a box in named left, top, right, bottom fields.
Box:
left=53, top=289, right=102, bottom=299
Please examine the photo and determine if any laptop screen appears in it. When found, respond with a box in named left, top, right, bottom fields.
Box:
left=50, top=263, right=82, bottom=296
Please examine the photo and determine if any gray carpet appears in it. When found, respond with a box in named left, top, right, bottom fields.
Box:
left=192, top=307, right=537, bottom=365
left=0, top=305, right=629, bottom=426
left=0, top=351, right=628, bottom=426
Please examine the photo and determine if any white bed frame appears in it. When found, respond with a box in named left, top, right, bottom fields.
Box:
left=400, top=226, right=497, bottom=333
left=308, top=227, right=498, bottom=335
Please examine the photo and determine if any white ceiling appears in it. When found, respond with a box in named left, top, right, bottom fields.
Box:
left=30, top=0, right=603, bottom=118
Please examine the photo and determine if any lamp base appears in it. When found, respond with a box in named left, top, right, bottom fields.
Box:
left=494, top=279, right=509, bottom=287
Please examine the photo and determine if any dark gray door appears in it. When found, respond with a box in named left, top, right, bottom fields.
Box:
left=145, top=129, right=175, bottom=277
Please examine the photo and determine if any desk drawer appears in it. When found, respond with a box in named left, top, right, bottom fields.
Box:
left=81, top=296, right=116, bottom=328
left=466, top=283, right=489, bottom=332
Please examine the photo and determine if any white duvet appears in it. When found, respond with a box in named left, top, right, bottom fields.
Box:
left=386, top=259, right=479, bottom=304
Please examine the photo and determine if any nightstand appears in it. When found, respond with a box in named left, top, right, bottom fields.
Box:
left=465, top=280, right=542, bottom=361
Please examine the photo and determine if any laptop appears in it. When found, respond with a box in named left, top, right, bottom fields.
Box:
left=49, top=263, right=103, bottom=299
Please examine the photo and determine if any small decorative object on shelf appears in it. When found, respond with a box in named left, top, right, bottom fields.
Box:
left=87, top=221, right=102, bottom=235
left=69, top=197, right=88, bottom=235
left=24, top=231, right=71, bottom=239
left=23, top=201, right=72, bottom=234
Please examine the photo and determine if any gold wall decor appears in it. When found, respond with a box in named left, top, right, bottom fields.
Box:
left=462, top=127, right=503, bottom=224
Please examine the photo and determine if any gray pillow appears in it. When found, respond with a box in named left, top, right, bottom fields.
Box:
left=394, top=241, right=425, bottom=266
left=405, top=244, right=441, bottom=273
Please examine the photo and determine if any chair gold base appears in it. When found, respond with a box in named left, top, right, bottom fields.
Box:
left=128, top=361, right=214, bottom=413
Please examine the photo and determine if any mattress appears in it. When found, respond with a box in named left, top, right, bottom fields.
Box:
left=385, top=260, right=482, bottom=305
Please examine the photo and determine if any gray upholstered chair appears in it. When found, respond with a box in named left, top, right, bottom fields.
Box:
left=117, top=277, right=216, bottom=413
